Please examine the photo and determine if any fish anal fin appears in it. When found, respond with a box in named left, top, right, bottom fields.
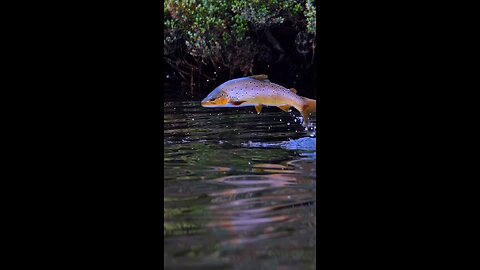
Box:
left=230, top=100, right=246, bottom=106
left=278, top=105, right=291, bottom=112
left=255, top=104, right=263, bottom=114
left=290, top=88, right=297, bottom=93
left=250, top=74, right=269, bottom=81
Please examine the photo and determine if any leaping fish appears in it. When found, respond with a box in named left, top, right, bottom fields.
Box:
left=201, top=75, right=316, bottom=123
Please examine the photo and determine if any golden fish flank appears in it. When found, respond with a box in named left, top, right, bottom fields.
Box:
left=201, top=75, right=316, bottom=121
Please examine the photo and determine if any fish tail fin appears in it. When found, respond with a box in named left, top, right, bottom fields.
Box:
left=300, top=98, right=316, bottom=124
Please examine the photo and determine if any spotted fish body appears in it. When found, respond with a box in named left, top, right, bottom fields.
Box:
left=201, top=75, right=316, bottom=122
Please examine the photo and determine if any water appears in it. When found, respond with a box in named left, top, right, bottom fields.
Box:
left=164, top=101, right=316, bottom=270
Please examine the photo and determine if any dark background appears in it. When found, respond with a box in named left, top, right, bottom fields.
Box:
left=164, top=24, right=317, bottom=101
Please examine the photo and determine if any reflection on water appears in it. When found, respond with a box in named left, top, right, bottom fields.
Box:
left=164, top=101, right=316, bottom=270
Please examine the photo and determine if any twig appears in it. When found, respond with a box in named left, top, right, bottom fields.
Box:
left=190, top=67, right=194, bottom=96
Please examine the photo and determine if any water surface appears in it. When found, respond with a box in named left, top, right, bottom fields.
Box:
left=164, top=101, right=316, bottom=270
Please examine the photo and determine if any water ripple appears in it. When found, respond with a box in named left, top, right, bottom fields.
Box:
left=164, top=101, right=316, bottom=269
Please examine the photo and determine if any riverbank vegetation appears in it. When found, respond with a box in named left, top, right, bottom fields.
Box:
left=164, top=0, right=316, bottom=99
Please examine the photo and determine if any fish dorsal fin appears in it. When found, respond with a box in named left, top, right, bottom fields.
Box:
left=249, top=74, right=269, bottom=82
left=290, top=88, right=297, bottom=93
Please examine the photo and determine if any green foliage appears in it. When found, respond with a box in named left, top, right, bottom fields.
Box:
left=305, top=0, right=316, bottom=34
left=164, top=0, right=316, bottom=81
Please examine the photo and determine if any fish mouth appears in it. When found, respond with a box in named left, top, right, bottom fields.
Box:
left=201, top=100, right=215, bottom=107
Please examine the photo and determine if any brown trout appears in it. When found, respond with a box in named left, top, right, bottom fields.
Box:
left=201, top=75, right=316, bottom=123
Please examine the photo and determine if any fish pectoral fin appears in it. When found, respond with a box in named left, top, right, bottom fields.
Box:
left=255, top=105, right=263, bottom=114
left=290, top=88, right=297, bottom=93
left=278, top=105, right=291, bottom=112
left=230, top=100, right=246, bottom=105
left=250, top=74, right=269, bottom=82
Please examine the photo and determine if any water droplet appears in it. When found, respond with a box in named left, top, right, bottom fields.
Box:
left=287, top=122, right=290, bottom=125
left=192, top=118, right=194, bottom=120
